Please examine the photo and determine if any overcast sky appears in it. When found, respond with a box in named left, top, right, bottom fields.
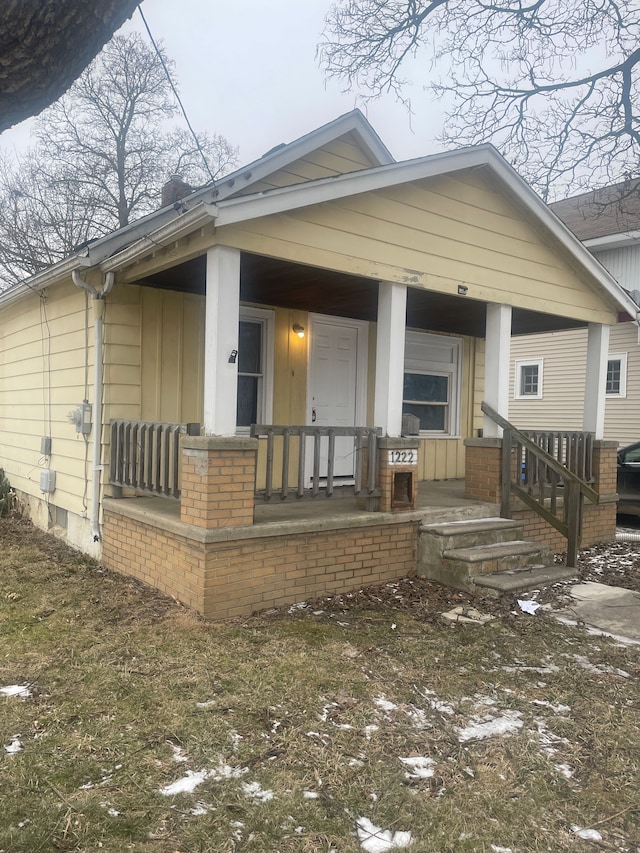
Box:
left=1, top=0, right=448, bottom=166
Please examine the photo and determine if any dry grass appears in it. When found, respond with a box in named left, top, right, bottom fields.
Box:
left=1, top=516, right=639, bottom=852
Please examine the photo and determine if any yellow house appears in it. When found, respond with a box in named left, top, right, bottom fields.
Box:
left=0, top=111, right=635, bottom=616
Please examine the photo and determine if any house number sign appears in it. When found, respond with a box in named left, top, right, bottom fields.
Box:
left=387, top=449, right=417, bottom=466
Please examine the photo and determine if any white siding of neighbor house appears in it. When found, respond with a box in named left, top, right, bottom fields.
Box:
left=509, top=322, right=640, bottom=447
left=593, top=245, right=640, bottom=294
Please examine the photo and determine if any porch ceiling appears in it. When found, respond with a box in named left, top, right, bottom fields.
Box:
left=139, top=252, right=588, bottom=337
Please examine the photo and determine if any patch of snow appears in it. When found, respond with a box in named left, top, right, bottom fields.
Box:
left=533, top=718, right=570, bottom=756
left=399, top=756, right=435, bottom=780
left=303, top=791, right=320, bottom=799
left=501, top=664, right=560, bottom=674
left=571, top=826, right=603, bottom=841
left=230, top=820, right=244, bottom=842
left=242, top=780, right=274, bottom=802
left=457, top=711, right=523, bottom=743
left=555, top=763, right=574, bottom=779
left=4, top=737, right=22, bottom=754
left=363, top=725, right=379, bottom=739
left=490, top=846, right=513, bottom=853
left=422, top=689, right=455, bottom=716
left=170, top=744, right=188, bottom=763
left=572, top=654, right=630, bottom=678
left=374, top=697, right=397, bottom=712
left=531, top=700, right=570, bottom=714
left=356, top=817, right=413, bottom=852
left=159, top=769, right=209, bottom=796
left=159, top=761, right=248, bottom=796
left=190, top=802, right=210, bottom=815
left=0, top=684, right=32, bottom=698
left=196, top=699, right=216, bottom=708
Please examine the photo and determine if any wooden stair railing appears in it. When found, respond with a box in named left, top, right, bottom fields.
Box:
left=481, top=402, right=599, bottom=566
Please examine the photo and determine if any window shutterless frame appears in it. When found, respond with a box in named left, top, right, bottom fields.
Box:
left=236, top=306, right=274, bottom=433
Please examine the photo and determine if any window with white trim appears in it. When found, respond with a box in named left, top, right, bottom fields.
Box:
left=236, top=307, right=274, bottom=432
left=515, top=359, right=543, bottom=399
left=403, top=332, right=462, bottom=436
left=606, top=353, right=627, bottom=397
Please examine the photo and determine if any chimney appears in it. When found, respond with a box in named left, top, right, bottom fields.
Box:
left=161, top=174, right=192, bottom=208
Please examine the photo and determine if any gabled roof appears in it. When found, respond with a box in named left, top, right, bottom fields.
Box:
left=551, top=180, right=640, bottom=247
left=1, top=115, right=637, bottom=321
left=208, top=109, right=394, bottom=202
left=0, top=110, right=392, bottom=306
left=97, top=142, right=639, bottom=320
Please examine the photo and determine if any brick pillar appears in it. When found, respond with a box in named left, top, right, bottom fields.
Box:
left=591, top=440, right=618, bottom=495
left=582, top=440, right=618, bottom=545
left=377, top=437, right=420, bottom=513
left=463, top=438, right=503, bottom=503
left=180, top=436, right=257, bottom=528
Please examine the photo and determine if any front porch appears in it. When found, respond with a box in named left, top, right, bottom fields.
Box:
left=101, top=424, right=616, bottom=619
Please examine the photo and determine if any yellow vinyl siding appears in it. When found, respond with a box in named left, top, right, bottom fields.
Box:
left=413, top=332, right=479, bottom=481
left=0, top=281, right=92, bottom=514
left=232, top=132, right=380, bottom=197
left=218, top=169, right=616, bottom=325
left=139, top=287, right=204, bottom=425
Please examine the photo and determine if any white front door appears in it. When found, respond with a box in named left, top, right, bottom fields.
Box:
left=307, top=315, right=368, bottom=480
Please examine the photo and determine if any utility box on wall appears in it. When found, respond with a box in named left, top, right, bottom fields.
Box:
left=68, top=402, right=92, bottom=434
left=40, top=469, right=56, bottom=494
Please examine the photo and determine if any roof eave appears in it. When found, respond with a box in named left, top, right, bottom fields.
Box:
left=584, top=231, right=640, bottom=250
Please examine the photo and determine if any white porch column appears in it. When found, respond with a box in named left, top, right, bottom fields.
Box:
left=583, top=322, right=610, bottom=439
left=203, top=246, right=241, bottom=436
left=483, top=303, right=512, bottom=438
left=374, top=281, right=407, bottom=437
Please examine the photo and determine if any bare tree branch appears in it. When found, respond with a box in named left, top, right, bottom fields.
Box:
left=320, top=0, right=640, bottom=196
left=0, top=34, right=238, bottom=289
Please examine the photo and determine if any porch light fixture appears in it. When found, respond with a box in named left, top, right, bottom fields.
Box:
left=457, top=284, right=468, bottom=295
left=292, top=323, right=305, bottom=338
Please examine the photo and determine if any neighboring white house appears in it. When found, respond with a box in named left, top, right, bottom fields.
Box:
left=510, top=181, right=640, bottom=447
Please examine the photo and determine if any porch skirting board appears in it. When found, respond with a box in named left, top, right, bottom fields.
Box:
left=102, top=499, right=420, bottom=620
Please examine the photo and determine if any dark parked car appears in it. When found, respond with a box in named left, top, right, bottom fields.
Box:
left=617, top=442, right=640, bottom=516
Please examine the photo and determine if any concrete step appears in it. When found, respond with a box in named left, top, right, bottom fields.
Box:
left=418, top=517, right=525, bottom=579
left=445, top=540, right=553, bottom=573
left=429, top=540, right=554, bottom=593
left=418, top=502, right=500, bottom=526
left=473, top=564, right=578, bottom=596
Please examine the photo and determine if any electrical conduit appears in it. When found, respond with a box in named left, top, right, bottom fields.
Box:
left=72, top=269, right=115, bottom=542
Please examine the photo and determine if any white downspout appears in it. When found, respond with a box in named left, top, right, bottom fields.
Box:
left=72, top=269, right=115, bottom=543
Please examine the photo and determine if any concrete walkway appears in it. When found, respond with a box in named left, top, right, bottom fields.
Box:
left=552, top=581, right=640, bottom=643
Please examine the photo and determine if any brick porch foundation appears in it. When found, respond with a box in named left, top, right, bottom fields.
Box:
left=102, top=435, right=419, bottom=619
left=464, top=437, right=618, bottom=552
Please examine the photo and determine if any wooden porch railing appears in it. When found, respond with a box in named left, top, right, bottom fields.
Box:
left=481, top=403, right=599, bottom=566
left=249, top=425, right=381, bottom=500
left=521, top=430, right=594, bottom=484
left=110, top=420, right=200, bottom=499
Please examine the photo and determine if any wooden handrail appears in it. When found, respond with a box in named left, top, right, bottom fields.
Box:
left=482, top=403, right=599, bottom=503
left=481, top=402, right=599, bottom=566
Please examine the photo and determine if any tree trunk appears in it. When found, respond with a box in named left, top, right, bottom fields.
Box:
left=0, top=0, right=140, bottom=132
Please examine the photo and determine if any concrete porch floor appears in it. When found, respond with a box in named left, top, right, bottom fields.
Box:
left=107, top=480, right=499, bottom=530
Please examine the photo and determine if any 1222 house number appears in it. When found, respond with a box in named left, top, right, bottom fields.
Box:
left=387, top=449, right=417, bottom=466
